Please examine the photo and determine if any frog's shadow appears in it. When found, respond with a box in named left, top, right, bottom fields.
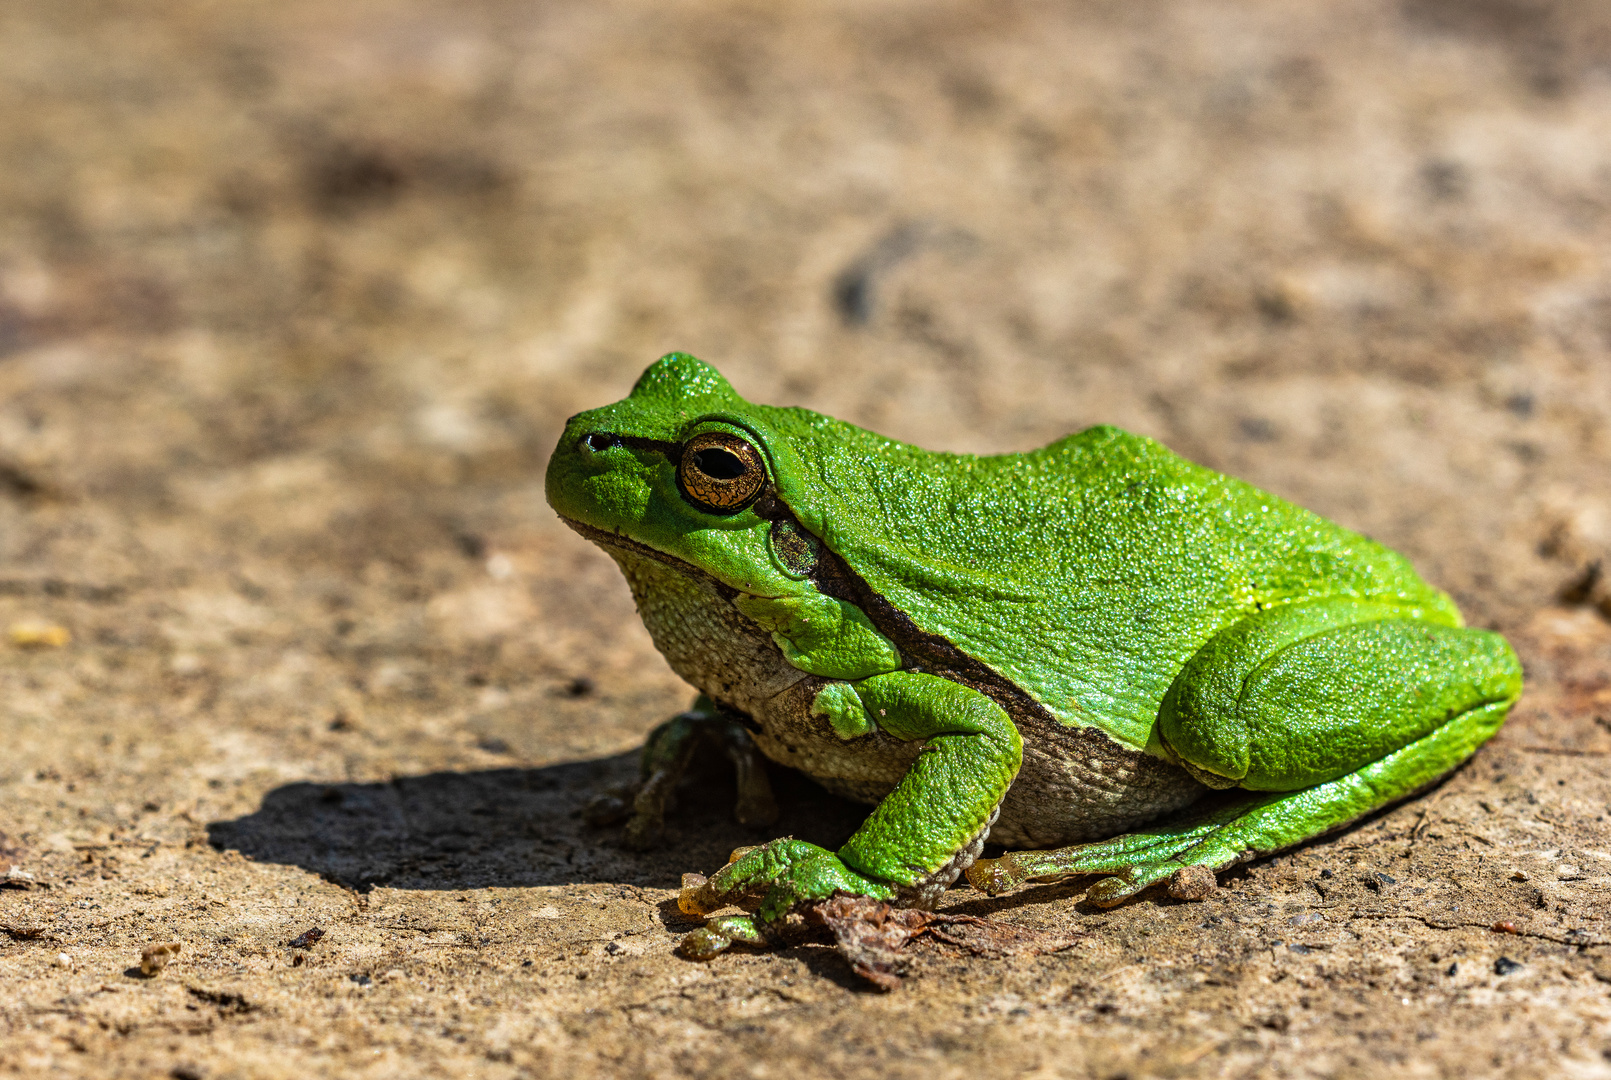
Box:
left=206, top=751, right=868, bottom=894
left=209, top=751, right=1465, bottom=904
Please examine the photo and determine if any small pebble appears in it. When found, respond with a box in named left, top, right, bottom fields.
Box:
left=1167, top=863, right=1218, bottom=901
left=1493, top=956, right=1523, bottom=976
left=54, top=953, right=74, bottom=969
left=168, top=653, right=206, bottom=677
left=8, top=620, right=70, bottom=649
left=140, top=941, right=181, bottom=976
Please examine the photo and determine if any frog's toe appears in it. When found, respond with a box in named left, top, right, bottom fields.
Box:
left=677, top=926, right=731, bottom=961
left=585, top=780, right=671, bottom=849
left=733, top=781, right=779, bottom=829
left=597, top=707, right=786, bottom=849
left=720, top=727, right=780, bottom=828
left=581, top=784, right=636, bottom=827
left=676, top=862, right=765, bottom=918
left=620, top=809, right=666, bottom=852
left=677, top=846, right=841, bottom=959
left=1084, top=872, right=1151, bottom=907
left=968, top=848, right=1207, bottom=906
left=678, top=914, right=767, bottom=961
left=1085, top=859, right=1220, bottom=906
left=679, top=872, right=719, bottom=917
left=963, top=853, right=1031, bottom=896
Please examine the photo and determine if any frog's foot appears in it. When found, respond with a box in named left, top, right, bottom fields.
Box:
left=583, top=704, right=779, bottom=851
left=677, top=838, right=899, bottom=952
left=966, top=803, right=1254, bottom=907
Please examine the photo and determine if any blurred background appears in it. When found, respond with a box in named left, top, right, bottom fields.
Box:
left=4, top=2, right=1611, bottom=1074
left=5, top=3, right=1611, bottom=644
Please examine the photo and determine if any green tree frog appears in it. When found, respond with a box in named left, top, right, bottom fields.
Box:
left=546, top=353, right=1522, bottom=958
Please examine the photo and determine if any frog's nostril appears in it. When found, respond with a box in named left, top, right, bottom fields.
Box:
left=583, top=433, right=617, bottom=452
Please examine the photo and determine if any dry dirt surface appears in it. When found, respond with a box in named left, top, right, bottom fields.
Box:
left=4, top=1, right=1611, bottom=1077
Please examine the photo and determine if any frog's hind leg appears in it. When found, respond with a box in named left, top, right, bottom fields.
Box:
left=966, top=703, right=1505, bottom=904
left=967, top=599, right=1522, bottom=906
left=584, top=697, right=779, bottom=850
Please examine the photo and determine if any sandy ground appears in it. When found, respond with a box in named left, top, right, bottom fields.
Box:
left=4, top=0, right=1611, bottom=1076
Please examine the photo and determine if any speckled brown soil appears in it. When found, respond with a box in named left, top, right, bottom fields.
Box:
left=4, top=1, right=1611, bottom=1076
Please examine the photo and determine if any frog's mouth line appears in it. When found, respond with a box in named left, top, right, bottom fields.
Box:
left=557, top=516, right=746, bottom=601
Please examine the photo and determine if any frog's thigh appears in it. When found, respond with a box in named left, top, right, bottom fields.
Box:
left=969, top=603, right=1522, bottom=903
left=1160, top=605, right=1523, bottom=792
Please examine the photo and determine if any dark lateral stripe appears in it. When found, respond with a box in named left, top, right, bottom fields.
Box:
left=809, top=546, right=1175, bottom=774
left=614, top=435, right=682, bottom=457
left=805, top=529, right=1064, bottom=732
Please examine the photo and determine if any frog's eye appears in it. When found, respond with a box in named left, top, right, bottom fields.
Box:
left=678, top=432, right=766, bottom=513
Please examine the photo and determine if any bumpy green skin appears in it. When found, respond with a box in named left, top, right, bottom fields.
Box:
left=546, top=354, right=1523, bottom=954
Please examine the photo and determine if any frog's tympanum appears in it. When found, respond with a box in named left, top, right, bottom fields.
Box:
left=546, top=354, right=1522, bottom=959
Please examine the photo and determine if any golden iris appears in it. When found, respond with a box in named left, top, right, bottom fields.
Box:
left=678, top=432, right=766, bottom=513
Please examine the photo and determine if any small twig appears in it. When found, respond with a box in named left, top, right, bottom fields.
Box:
left=1348, top=911, right=1599, bottom=947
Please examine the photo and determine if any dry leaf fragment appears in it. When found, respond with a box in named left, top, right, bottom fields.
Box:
left=288, top=926, right=325, bottom=949
left=805, top=894, right=1083, bottom=991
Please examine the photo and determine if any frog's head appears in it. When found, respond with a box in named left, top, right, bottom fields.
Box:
left=546, top=353, right=820, bottom=597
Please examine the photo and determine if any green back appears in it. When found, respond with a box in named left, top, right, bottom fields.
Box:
left=756, top=413, right=1454, bottom=749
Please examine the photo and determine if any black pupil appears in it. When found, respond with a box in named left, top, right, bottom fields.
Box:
left=693, top=448, right=745, bottom=479
left=584, top=433, right=615, bottom=451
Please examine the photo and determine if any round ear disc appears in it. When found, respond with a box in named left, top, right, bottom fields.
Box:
left=678, top=432, right=766, bottom=513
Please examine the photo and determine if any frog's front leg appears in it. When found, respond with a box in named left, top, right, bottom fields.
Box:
left=584, top=696, right=778, bottom=850
left=679, top=672, right=1022, bottom=958
left=967, top=598, right=1523, bottom=906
